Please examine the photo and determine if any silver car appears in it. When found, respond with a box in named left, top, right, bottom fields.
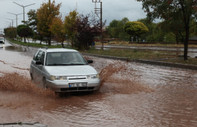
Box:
left=30, top=48, right=100, bottom=93
left=0, top=37, right=5, bottom=44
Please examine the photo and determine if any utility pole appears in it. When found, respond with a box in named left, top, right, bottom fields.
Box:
left=13, top=2, right=35, bottom=22
left=7, top=12, right=22, bottom=27
left=6, top=18, right=14, bottom=27
left=92, top=0, right=103, bottom=50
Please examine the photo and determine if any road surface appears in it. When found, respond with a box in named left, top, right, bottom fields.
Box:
left=0, top=40, right=197, bottom=127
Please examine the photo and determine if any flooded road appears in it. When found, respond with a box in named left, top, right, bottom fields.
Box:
left=0, top=40, right=197, bottom=127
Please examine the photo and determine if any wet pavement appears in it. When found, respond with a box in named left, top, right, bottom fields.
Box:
left=0, top=40, right=197, bottom=127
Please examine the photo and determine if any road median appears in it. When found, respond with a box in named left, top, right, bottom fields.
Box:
left=82, top=53, right=197, bottom=70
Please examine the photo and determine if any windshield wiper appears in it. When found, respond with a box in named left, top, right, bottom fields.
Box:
left=47, top=63, right=64, bottom=66
left=66, top=63, right=86, bottom=65
left=47, top=63, right=86, bottom=66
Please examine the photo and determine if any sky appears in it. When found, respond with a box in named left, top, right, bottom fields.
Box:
left=0, top=0, right=146, bottom=32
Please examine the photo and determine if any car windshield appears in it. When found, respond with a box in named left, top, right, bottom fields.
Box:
left=46, top=52, right=87, bottom=66
left=0, top=38, right=4, bottom=41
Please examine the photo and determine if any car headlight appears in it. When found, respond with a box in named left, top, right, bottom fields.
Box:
left=50, top=76, right=67, bottom=80
left=87, top=74, right=99, bottom=79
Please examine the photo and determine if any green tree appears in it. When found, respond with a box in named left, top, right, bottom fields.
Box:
left=159, top=13, right=185, bottom=44
left=124, top=21, right=149, bottom=42
left=137, top=0, right=197, bottom=60
left=27, top=10, right=37, bottom=32
left=27, top=9, right=43, bottom=43
left=107, top=20, right=119, bottom=38
left=4, top=27, right=17, bottom=39
left=190, top=19, right=197, bottom=36
left=37, top=0, right=61, bottom=46
left=138, top=18, right=166, bottom=43
left=107, top=17, right=130, bottom=41
left=17, top=24, right=33, bottom=43
left=64, top=10, right=78, bottom=47
left=50, top=17, right=65, bottom=47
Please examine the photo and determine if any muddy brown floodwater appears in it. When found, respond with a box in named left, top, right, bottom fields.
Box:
left=0, top=41, right=197, bottom=127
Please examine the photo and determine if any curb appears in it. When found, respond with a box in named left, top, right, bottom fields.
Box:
left=82, top=53, right=197, bottom=70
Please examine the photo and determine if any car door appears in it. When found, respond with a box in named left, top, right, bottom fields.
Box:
left=31, top=50, right=45, bottom=84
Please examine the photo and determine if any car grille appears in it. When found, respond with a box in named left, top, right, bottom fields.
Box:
left=61, top=87, right=94, bottom=92
left=68, top=77, right=86, bottom=80
left=68, top=76, right=86, bottom=80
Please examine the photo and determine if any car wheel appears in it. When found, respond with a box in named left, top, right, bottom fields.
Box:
left=30, top=73, right=33, bottom=80
left=55, top=92, right=64, bottom=97
left=42, top=77, right=47, bottom=89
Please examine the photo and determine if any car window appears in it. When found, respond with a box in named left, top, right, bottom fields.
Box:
left=33, top=50, right=45, bottom=64
left=46, top=52, right=87, bottom=66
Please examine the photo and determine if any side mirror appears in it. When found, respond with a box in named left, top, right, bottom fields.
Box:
left=35, top=60, right=42, bottom=65
left=87, top=60, right=93, bottom=64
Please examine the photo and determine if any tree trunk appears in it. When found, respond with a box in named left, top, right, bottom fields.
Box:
left=24, top=37, right=26, bottom=43
left=61, top=42, right=64, bottom=48
left=175, top=33, right=179, bottom=44
left=129, top=36, right=132, bottom=43
left=48, top=38, right=51, bottom=46
left=184, top=25, right=189, bottom=60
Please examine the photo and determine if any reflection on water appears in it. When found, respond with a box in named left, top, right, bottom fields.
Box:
left=0, top=45, right=197, bottom=126
left=3, top=45, right=25, bottom=52
left=1, top=39, right=38, bottom=57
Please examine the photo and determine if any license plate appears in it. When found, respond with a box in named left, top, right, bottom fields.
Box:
left=69, top=82, right=87, bottom=88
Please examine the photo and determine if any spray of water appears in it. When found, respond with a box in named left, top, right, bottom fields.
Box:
left=99, top=62, right=127, bottom=85
left=99, top=62, right=153, bottom=94
left=0, top=73, right=55, bottom=97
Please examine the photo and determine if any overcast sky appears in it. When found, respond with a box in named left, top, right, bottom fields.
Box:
left=0, top=0, right=146, bottom=31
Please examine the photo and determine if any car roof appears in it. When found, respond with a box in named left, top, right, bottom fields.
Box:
left=41, top=48, right=78, bottom=53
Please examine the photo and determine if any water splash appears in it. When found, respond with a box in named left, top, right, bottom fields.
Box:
left=0, top=73, right=55, bottom=97
left=99, top=62, right=127, bottom=85
left=99, top=62, right=153, bottom=94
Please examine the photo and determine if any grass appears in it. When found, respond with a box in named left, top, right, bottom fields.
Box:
left=83, top=48, right=171, bottom=60
left=96, top=41, right=197, bottom=48
left=83, top=48, right=197, bottom=66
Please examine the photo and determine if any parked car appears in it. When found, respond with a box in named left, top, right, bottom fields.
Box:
left=30, top=48, right=100, bottom=93
left=0, top=37, right=4, bottom=44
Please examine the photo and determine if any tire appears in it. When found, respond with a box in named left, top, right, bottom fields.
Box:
left=30, top=73, right=33, bottom=80
left=55, top=92, right=64, bottom=97
left=42, top=77, right=47, bottom=89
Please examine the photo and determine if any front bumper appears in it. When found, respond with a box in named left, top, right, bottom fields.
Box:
left=46, top=78, right=100, bottom=92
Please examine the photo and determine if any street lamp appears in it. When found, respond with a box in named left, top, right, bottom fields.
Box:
left=13, top=2, right=35, bottom=22
left=7, top=12, right=22, bottom=27
left=6, top=18, right=14, bottom=27
left=92, top=0, right=101, bottom=2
